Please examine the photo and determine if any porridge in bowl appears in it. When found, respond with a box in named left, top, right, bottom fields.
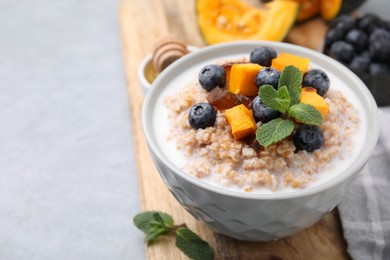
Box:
left=156, top=47, right=364, bottom=194
left=144, top=41, right=378, bottom=241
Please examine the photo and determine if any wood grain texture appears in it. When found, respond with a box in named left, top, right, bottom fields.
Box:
left=286, top=18, right=328, bottom=51
left=119, top=0, right=350, bottom=259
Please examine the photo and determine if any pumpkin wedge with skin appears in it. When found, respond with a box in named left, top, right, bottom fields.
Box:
left=294, top=0, right=321, bottom=22
left=196, top=0, right=299, bottom=44
left=321, top=0, right=342, bottom=21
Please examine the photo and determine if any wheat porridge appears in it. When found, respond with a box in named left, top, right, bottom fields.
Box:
left=154, top=47, right=365, bottom=193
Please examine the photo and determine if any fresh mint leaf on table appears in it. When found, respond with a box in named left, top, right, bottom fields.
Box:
left=133, top=211, right=174, bottom=241
left=176, top=227, right=214, bottom=260
left=134, top=211, right=214, bottom=260
left=256, top=65, right=323, bottom=147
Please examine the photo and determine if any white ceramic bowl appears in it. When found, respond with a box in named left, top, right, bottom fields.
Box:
left=142, top=41, right=379, bottom=241
left=138, top=46, right=199, bottom=96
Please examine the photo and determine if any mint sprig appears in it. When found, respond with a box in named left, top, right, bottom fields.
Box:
left=256, top=118, right=295, bottom=147
left=259, top=85, right=290, bottom=113
left=256, top=65, right=323, bottom=147
left=278, top=65, right=303, bottom=106
left=134, top=211, right=214, bottom=260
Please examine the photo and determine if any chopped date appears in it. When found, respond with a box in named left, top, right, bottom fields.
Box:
left=207, top=87, right=251, bottom=110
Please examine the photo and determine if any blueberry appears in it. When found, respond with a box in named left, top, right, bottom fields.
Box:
left=302, top=69, right=330, bottom=96
left=329, top=15, right=357, bottom=33
left=360, top=50, right=371, bottom=58
left=250, top=47, right=277, bottom=67
left=251, top=96, right=281, bottom=123
left=369, top=63, right=390, bottom=76
left=380, top=20, right=390, bottom=31
left=329, top=41, right=355, bottom=63
left=358, top=14, right=381, bottom=33
left=349, top=56, right=370, bottom=73
left=293, top=125, right=324, bottom=152
left=188, top=103, right=217, bottom=129
left=369, top=28, right=390, bottom=62
left=198, top=64, right=226, bottom=91
left=346, top=29, right=368, bottom=51
left=255, top=67, right=281, bottom=89
left=325, top=27, right=344, bottom=47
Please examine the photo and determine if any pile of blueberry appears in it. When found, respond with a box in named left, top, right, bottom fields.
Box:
left=324, top=13, right=390, bottom=76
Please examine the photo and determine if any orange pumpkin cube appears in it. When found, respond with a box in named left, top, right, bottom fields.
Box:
left=271, top=52, right=310, bottom=74
left=228, top=63, right=264, bottom=96
left=225, top=104, right=257, bottom=140
left=300, top=87, right=329, bottom=118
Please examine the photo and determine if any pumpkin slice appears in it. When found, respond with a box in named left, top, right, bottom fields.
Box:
left=321, top=0, right=342, bottom=21
left=196, top=0, right=299, bottom=44
left=294, top=0, right=321, bottom=22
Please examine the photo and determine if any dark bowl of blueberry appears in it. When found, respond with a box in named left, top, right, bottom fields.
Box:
left=323, top=13, right=390, bottom=106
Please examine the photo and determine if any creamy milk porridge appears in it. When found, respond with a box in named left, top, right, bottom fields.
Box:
left=152, top=52, right=367, bottom=194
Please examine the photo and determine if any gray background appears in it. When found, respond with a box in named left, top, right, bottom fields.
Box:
left=0, top=1, right=144, bottom=259
left=0, top=0, right=386, bottom=259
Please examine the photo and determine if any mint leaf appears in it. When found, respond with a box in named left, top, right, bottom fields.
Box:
left=288, top=103, right=323, bottom=125
left=278, top=65, right=302, bottom=105
left=256, top=118, right=295, bottom=147
left=145, top=227, right=170, bottom=243
left=276, top=86, right=290, bottom=113
left=259, top=84, right=290, bottom=113
left=259, top=84, right=278, bottom=110
left=175, top=227, right=214, bottom=260
left=151, top=212, right=174, bottom=229
left=134, top=211, right=157, bottom=234
left=134, top=211, right=174, bottom=243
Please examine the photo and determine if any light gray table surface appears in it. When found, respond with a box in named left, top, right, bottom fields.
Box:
left=0, top=1, right=387, bottom=260
left=0, top=1, right=144, bottom=259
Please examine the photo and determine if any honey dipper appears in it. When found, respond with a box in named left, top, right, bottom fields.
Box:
left=152, top=35, right=189, bottom=73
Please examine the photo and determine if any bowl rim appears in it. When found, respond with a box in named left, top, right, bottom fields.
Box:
left=142, top=40, right=380, bottom=200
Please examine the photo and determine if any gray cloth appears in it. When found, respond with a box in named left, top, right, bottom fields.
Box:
left=0, top=1, right=144, bottom=259
left=339, top=106, right=390, bottom=260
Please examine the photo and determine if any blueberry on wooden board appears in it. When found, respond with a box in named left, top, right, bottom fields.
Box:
left=369, top=63, right=390, bottom=76
left=329, top=41, right=355, bottom=63
left=329, top=14, right=357, bottom=33
left=346, top=29, right=368, bottom=52
left=349, top=56, right=370, bottom=73
left=325, top=27, right=345, bottom=47
left=358, top=13, right=382, bottom=34
left=369, top=28, right=390, bottom=63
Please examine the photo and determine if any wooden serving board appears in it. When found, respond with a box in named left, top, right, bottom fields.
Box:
left=119, top=0, right=350, bottom=258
